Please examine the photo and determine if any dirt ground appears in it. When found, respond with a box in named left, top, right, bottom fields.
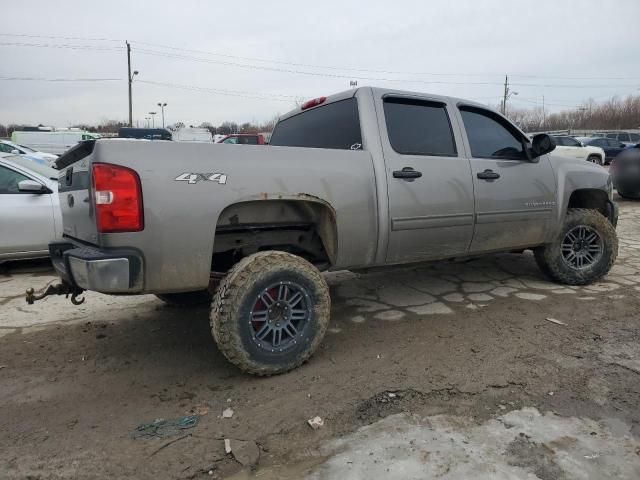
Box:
left=1, top=195, right=640, bottom=479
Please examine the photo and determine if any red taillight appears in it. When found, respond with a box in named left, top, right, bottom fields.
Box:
left=301, top=96, right=326, bottom=110
left=92, top=163, right=143, bottom=233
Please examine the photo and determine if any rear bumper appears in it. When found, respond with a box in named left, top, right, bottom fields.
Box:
left=49, top=242, right=144, bottom=293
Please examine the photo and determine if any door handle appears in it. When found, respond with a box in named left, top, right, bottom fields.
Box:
left=477, top=169, right=500, bottom=180
left=393, top=167, right=422, bottom=179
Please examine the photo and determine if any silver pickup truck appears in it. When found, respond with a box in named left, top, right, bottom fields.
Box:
left=28, top=86, right=618, bottom=375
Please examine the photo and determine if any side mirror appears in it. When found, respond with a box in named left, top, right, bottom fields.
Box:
left=11, top=149, right=20, bottom=154
left=18, top=179, right=47, bottom=194
left=531, top=134, right=556, bottom=158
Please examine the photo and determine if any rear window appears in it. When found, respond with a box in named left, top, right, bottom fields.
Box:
left=270, top=98, right=362, bottom=150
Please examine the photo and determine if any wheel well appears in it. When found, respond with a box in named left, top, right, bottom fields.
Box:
left=567, top=189, right=609, bottom=217
left=211, top=199, right=337, bottom=272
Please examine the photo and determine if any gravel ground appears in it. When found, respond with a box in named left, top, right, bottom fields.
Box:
left=1, top=194, right=639, bottom=479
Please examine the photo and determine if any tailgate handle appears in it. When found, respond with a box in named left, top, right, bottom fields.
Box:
left=393, top=167, right=422, bottom=179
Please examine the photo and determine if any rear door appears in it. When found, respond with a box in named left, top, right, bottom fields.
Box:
left=378, top=95, right=475, bottom=263
left=456, top=106, right=556, bottom=253
left=0, top=163, right=55, bottom=255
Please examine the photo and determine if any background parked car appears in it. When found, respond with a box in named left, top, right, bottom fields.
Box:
left=0, top=140, right=58, bottom=164
left=172, top=127, right=213, bottom=142
left=217, top=133, right=267, bottom=145
left=593, top=131, right=640, bottom=147
left=11, top=129, right=100, bottom=156
left=118, top=127, right=173, bottom=141
left=551, top=135, right=606, bottom=165
left=575, top=137, right=626, bottom=164
left=0, top=153, right=62, bottom=262
left=610, top=145, right=640, bottom=199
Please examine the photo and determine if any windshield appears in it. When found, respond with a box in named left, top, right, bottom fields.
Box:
left=17, top=143, right=36, bottom=153
left=8, top=155, right=58, bottom=180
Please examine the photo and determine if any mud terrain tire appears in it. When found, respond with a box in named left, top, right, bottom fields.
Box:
left=210, top=251, right=330, bottom=376
left=534, top=208, right=618, bottom=285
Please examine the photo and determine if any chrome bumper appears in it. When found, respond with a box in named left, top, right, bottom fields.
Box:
left=49, top=242, right=144, bottom=293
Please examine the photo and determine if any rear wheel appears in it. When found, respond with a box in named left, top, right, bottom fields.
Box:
left=534, top=209, right=617, bottom=285
left=210, top=251, right=330, bottom=376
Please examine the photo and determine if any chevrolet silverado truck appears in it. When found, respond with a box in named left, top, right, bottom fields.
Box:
left=27, top=86, right=619, bottom=375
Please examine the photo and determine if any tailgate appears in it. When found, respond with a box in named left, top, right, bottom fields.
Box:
left=56, top=140, right=99, bottom=245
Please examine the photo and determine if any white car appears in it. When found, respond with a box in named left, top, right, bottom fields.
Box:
left=0, top=139, right=58, bottom=164
left=551, top=135, right=606, bottom=165
left=0, top=153, right=62, bottom=262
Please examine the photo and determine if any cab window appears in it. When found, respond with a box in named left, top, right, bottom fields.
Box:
left=459, top=107, right=526, bottom=160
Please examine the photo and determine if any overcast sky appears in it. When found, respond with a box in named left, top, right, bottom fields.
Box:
left=1, top=0, right=639, bottom=127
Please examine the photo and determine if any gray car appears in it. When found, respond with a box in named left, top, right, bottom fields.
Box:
left=0, top=154, right=62, bottom=262
left=30, top=87, right=619, bottom=375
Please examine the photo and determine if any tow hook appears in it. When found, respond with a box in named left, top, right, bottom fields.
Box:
left=25, top=282, right=86, bottom=305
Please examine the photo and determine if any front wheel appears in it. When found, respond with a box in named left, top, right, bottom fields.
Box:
left=210, top=251, right=330, bottom=376
left=587, top=154, right=602, bottom=165
left=534, top=209, right=618, bottom=285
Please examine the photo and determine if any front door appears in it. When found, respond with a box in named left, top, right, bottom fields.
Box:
left=456, top=106, right=556, bottom=253
left=555, top=136, right=583, bottom=159
left=379, top=96, right=475, bottom=263
left=0, top=165, right=55, bottom=255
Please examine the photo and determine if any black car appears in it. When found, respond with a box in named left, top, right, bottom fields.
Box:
left=611, top=145, right=640, bottom=199
left=576, top=137, right=626, bottom=165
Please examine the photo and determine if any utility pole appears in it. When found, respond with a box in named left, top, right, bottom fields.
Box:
left=149, top=112, right=157, bottom=128
left=501, top=75, right=508, bottom=115
left=127, top=41, right=139, bottom=127
left=127, top=41, right=132, bottom=126
left=542, top=95, right=545, bottom=130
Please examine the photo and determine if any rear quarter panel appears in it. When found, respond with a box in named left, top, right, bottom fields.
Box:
left=92, top=140, right=378, bottom=293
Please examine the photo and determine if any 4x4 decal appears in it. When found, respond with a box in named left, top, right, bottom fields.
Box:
left=175, top=172, right=227, bottom=185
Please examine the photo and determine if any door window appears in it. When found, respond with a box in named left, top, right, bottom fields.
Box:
left=0, top=165, right=29, bottom=194
left=618, top=133, right=631, bottom=142
left=564, top=137, right=582, bottom=147
left=630, top=133, right=640, bottom=142
left=459, top=107, right=526, bottom=160
left=383, top=98, right=456, bottom=156
left=0, top=143, right=17, bottom=154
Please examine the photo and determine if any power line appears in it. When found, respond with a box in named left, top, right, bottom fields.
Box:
left=134, top=47, right=640, bottom=89
left=135, top=48, right=513, bottom=86
left=0, top=41, right=122, bottom=51
left=0, top=76, right=122, bottom=82
left=136, top=80, right=298, bottom=102
left=1, top=33, right=638, bottom=82
left=0, top=33, right=122, bottom=42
